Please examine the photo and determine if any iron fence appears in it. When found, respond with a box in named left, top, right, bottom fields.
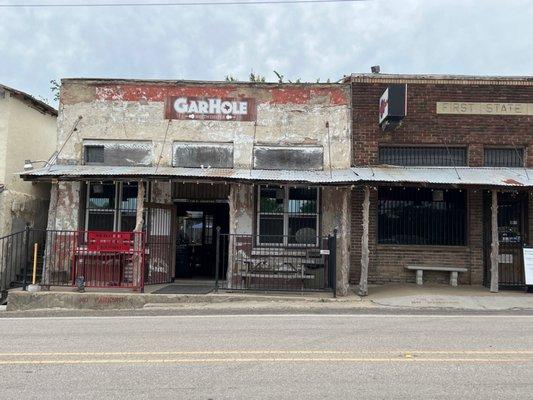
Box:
left=41, top=230, right=145, bottom=290
left=215, top=232, right=337, bottom=294
left=0, top=227, right=47, bottom=303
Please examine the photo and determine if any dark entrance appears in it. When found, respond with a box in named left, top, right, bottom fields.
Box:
left=175, top=202, right=229, bottom=279
left=483, top=191, right=528, bottom=288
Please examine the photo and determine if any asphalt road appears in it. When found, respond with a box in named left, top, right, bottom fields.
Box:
left=1, top=313, right=533, bottom=399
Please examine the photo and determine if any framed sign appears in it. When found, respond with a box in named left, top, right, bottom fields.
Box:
left=522, top=247, right=533, bottom=286
left=165, top=96, right=256, bottom=121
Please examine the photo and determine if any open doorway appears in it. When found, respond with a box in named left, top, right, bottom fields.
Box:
left=175, top=202, right=229, bottom=280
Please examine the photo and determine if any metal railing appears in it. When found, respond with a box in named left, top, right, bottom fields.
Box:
left=41, top=230, right=145, bottom=290
left=0, top=227, right=47, bottom=302
left=215, top=231, right=337, bottom=294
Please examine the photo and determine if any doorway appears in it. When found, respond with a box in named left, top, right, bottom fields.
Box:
left=483, top=191, right=528, bottom=288
left=175, top=202, right=229, bottom=280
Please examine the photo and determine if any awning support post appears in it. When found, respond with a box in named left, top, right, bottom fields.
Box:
left=133, top=181, right=145, bottom=292
left=490, top=189, right=499, bottom=293
left=358, top=185, right=370, bottom=296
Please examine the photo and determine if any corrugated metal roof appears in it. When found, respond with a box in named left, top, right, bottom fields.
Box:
left=20, top=165, right=533, bottom=187
left=352, top=166, right=533, bottom=187
left=20, top=165, right=358, bottom=184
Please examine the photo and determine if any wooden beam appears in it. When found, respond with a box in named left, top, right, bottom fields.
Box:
left=358, top=185, right=370, bottom=296
left=490, top=189, right=499, bottom=293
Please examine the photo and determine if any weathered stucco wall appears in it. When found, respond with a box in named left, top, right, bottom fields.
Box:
left=47, top=182, right=80, bottom=231
left=322, top=187, right=351, bottom=295
left=0, top=92, right=56, bottom=235
left=57, top=81, right=351, bottom=170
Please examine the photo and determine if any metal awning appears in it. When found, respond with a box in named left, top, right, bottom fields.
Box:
left=19, top=165, right=358, bottom=184
left=20, top=164, right=533, bottom=187
left=352, top=166, right=533, bottom=187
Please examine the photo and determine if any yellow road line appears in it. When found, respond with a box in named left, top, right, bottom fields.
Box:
left=0, top=357, right=532, bottom=366
left=1, top=350, right=533, bottom=357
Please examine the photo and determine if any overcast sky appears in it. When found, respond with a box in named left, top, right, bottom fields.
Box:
left=0, top=0, right=531, bottom=106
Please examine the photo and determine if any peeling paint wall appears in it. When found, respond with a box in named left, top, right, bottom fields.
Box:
left=47, top=182, right=81, bottom=231
left=322, top=187, right=351, bottom=295
left=57, top=81, right=351, bottom=170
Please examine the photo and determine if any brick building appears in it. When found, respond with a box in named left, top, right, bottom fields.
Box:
left=345, top=74, right=533, bottom=292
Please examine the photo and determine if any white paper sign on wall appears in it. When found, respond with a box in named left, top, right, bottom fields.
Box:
left=522, top=247, right=533, bottom=285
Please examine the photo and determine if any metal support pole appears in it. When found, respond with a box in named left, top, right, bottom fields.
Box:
left=22, top=225, right=30, bottom=291
left=332, top=229, right=337, bottom=298
left=490, top=189, right=499, bottom=293
left=32, top=243, right=38, bottom=285
left=215, top=226, right=221, bottom=293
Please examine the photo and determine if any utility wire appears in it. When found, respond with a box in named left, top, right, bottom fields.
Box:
left=0, top=0, right=368, bottom=7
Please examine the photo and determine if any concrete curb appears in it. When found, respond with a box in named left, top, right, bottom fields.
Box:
left=6, top=291, right=360, bottom=312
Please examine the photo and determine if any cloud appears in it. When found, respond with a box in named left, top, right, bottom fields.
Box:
left=0, top=0, right=531, bottom=105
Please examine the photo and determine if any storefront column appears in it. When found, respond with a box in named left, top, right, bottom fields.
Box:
left=133, top=181, right=145, bottom=289
left=490, top=189, right=499, bottom=293
left=358, top=185, right=370, bottom=296
left=322, top=186, right=351, bottom=296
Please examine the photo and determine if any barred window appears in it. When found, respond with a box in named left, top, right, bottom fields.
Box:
left=378, top=187, right=466, bottom=246
left=378, top=146, right=467, bottom=166
left=484, top=148, right=524, bottom=167
left=84, top=146, right=105, bottom=164
left=256, top=185, right=319, bottom=246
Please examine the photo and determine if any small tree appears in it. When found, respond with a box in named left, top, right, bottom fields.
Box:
left=50, top=79, right=60, bottom=102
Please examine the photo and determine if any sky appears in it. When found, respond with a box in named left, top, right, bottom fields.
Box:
left=0, top=0, right=531, bottom=106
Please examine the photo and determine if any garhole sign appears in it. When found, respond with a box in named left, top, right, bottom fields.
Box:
left=437, top=102, right=533, bottom=116
left=165, top=96, right=256, bottom=121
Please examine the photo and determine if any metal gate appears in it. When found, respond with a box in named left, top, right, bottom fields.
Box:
left=144, top=203, right=176, bottom=285
left=484, top=192, right=528, bottom=288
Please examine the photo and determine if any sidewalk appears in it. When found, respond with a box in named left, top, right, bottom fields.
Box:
left=4, top=283, right=533, bottom=313
left=365, top=284, right=533, bottom=311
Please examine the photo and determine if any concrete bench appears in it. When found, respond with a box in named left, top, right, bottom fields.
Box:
left=405, top=265, right=468, bottom=287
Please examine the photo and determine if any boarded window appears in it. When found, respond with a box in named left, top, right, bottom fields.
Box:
left=253, top=146, right=323, bottom=170
left=84, top=146, right=104, bottom=164
left=378, top=146, right=467, bottom=166
left=83, top=140, right=153, bottom=166
left=172, top=142, right=234, bottom=168
left=484, top=148, right=524, bottom=167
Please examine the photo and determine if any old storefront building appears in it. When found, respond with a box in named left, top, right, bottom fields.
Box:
left=22, top=79, right=353, bottom=294
left=346, top=74, right=533, bottom=293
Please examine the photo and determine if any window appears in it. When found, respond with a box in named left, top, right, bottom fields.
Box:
left=85, top=182, right=147, bottom=231
left=82, top=140, right=153, bottom=166
left=256, top=185, right=319, bottom=246
left=378, top=146, right=467, bottom=166
left=484, top=148, right=524, bottom=167
left=172, top=142, right=234, bottom=168
left=253, top=146, right=324, bottom=170
left=84, top=146, right=105, bottom=164
left=378, top=187, right=466, bottom=246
